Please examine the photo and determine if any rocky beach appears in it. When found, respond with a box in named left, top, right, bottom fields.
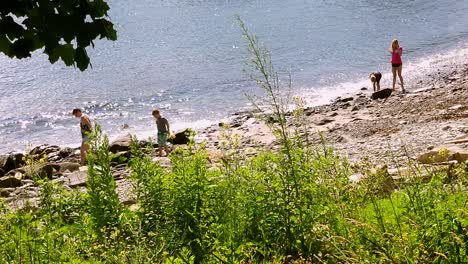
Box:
left=1, top=64, right=467, bottom=209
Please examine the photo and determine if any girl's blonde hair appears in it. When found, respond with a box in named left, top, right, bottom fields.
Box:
left=390, top=39, right=399, bottom=51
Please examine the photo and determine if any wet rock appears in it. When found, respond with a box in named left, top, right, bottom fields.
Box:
left=361, top=87, right=368, bottom=90
left=371, top=88, right=393, bottom=100
left=110, top=134, right=133, bottom=153
left=0, top=176, right=23, bottom=188
left=0, top=153, right=26, bottom=175
left=168, top=129, right=192, bottom=145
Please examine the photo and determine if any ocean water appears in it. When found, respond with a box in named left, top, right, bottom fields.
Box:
left=1, top=0, right=467, bottom=153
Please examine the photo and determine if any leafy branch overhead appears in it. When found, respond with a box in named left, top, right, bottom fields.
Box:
left=0, top=0, right=117, bottom=71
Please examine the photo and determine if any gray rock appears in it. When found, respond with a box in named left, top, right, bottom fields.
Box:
left=29, top=144, right=61, bottom=157
left=0, top=176, right=23, bottom=188
left=110, top=134, right=133, bottom=153
left=458, top=126, right=468, bottom=134
left=62, top=171, right=88, bottom=188
left=315, top=118, right=334, bottom=126
left=58, top=162, right=81, bottom=173
left=336, top=97, right=354, bottom=103
left=448, top=104, right=463, bottom=111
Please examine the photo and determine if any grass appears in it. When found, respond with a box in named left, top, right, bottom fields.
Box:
left=1, top=19, right=467, bottom=263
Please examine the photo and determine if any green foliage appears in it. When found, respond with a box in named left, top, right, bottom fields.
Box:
left=0, top=17, right=467, bottom=264
left=86, top=124, right=123, bottom=240
left=0, top=0, right=116, bottom=70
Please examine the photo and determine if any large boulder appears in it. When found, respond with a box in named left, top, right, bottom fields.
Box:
left=0, top=153, right=25, bottom=174
left=110, top=134, right=133, bottom=153
left=417, top=146, right=468, bottom=164
left=168, top=129, right=192, bottom=145
left=0, top=176, right=23, bottom=188
left=371, top=88, right=393, bottom=100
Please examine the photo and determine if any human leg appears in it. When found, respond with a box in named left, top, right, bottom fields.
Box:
left=398, top=65, right=404, bottom=91
left=392, top=66, right=397, bottom=90
left=80, top=141, right=89, bottom=166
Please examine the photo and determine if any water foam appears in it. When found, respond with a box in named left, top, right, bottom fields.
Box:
left=300, top=43, right=468, bottom=106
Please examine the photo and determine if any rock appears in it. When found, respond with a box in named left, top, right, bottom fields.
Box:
left=442, top=125, right=451, bottom=131
left=168, top=129, right=192, bottom=145
left=0, top=188, right=13, bottom=198
left=371, top=88, right=393, bottom=100
left=111, top=151, right=131, bottom=165
left=59, top=147, right=74, bottom=158
left=336, top=135, right=351, bottom=143
left=0, top=153, right=26, bottom=174
left=22, top=163, right=60, bottom=180
left=29, top=144, right=61, bottom=157
left=58, top=162, right=81, bottom=173
left=336, top=97, right=354, bottom=103
left=417, top=146, right=468, bottom=164
left=458, top=126, right=468, bottom=134
left=315, top=118, right=334, bottom=126
left=448, top=105, right=463, bottom=111
left=399, top=120, right=408, bottom=125
left=0, top=176, right=23, bottom=188
left=351, top=106, right=359, bottom=112
left=413, top=87, right=434, bottom=93
left=328, top=112, right=338, bottom=117
left=361, top=87, right=368, bottom=91
left=110, top=134, right=133, bottom=153
left=62, top=171, right=88, bottom=188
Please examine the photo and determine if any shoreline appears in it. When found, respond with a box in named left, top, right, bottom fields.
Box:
left=198, top=62, right=468, bottom=166
left=1, top=61, right=467, bottom=207
left=1, top=61, right=467, bottom=162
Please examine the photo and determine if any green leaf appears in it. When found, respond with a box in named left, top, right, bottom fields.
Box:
left=75, top=47, right=90, bottom=71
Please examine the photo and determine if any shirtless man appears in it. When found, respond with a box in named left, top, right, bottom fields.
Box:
left=72, top=108, right=92, bottom=165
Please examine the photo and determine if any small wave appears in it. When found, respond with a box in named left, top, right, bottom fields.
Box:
left=300, top=43, right=468, bottom=105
